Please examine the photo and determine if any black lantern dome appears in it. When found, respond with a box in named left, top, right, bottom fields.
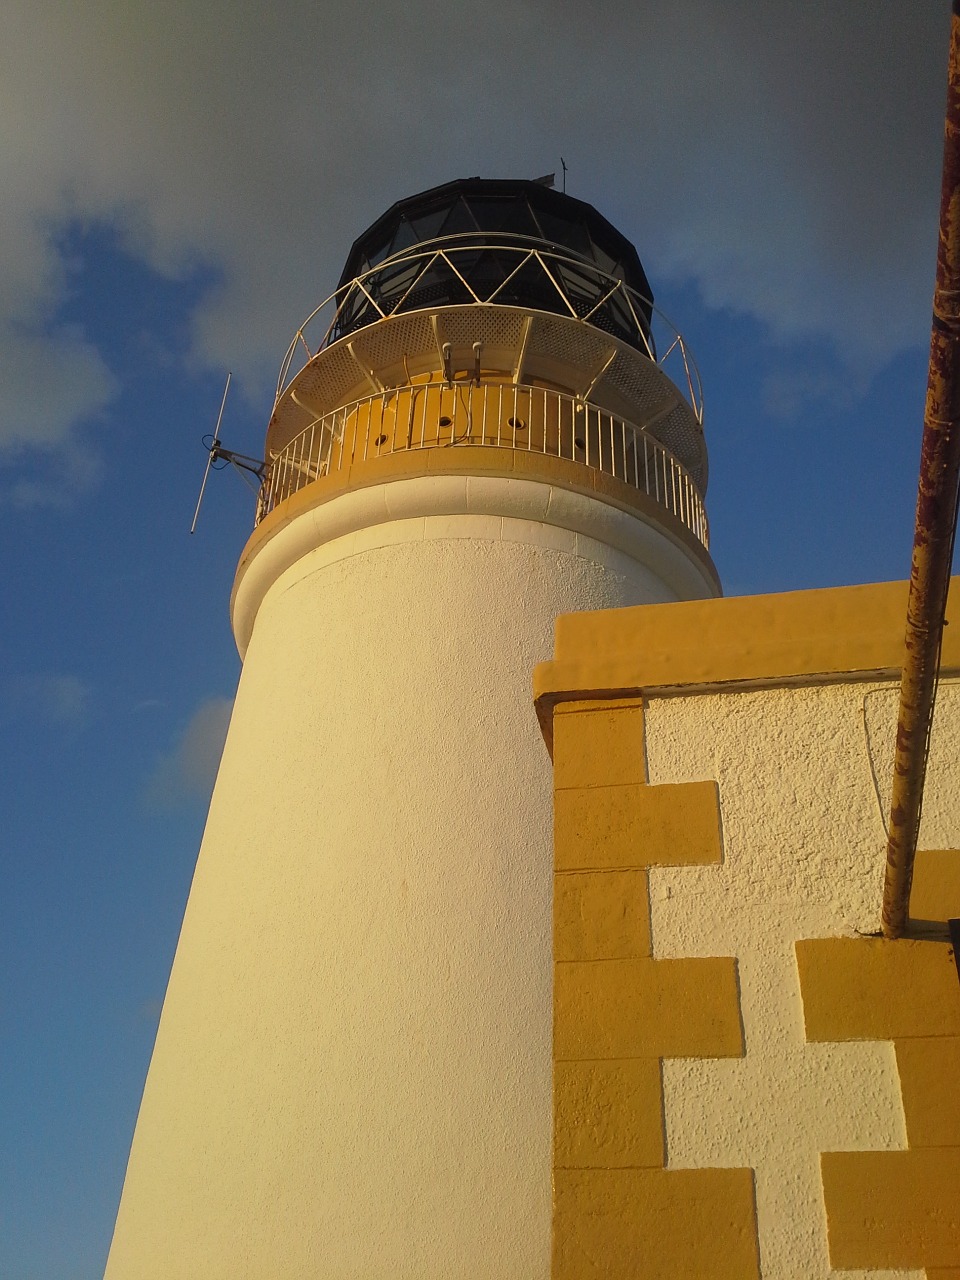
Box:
left=332, top=177, right=655, bottom=352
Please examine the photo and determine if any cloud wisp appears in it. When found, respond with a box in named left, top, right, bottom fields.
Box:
left=2, top=672, right=93, bottom=729
left=0, top=0, right=950, bottom=471
left=145, top=696, right=233, bottom=811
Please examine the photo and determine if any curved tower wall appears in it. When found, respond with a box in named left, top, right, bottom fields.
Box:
left=105, top=179, right=720, bottom=1279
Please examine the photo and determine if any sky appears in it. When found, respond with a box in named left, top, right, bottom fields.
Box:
left=0, top=3, right=954, bottom=1277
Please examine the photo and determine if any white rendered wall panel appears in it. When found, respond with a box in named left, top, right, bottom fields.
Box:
left=645, top=681, right=960, bottom=1280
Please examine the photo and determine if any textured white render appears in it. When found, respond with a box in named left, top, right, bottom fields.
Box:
left=104, top=477, right=715, bottom=1280
left=231, top=474, right=718, bottom=656
left=644, top=680, right=960, bottom=1280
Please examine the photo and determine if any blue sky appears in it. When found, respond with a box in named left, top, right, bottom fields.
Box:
left=0, top=3, right=952, bottom=1277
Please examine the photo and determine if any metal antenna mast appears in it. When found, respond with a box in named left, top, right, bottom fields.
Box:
left=190, top=372, right=267, bottom=534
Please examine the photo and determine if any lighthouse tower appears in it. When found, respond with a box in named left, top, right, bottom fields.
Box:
left=105, top=178, right=719, bottom=1279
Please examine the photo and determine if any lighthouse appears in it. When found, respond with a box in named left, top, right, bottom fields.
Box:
left=105, top=177, right=719, bottom=1279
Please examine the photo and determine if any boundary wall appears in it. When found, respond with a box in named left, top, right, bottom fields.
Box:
left=535, top=579, right=960, bottom=1278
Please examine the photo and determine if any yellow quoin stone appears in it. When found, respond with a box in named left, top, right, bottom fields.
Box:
left=896, top=1036, right=960, bottom=1148
left=555, top=780, right=722, bottom=872
left=553, top=699, right=646, bottom=789
left=909, top=847, right=960, bottom=924
left=555, top=956, right=743, bottom=1061
left=821, top=1149, right=960, bottom=1270
left=553, top=1168, right=760, bottom=1280
left=796, top=937, right=960, bottom=1041
left=554, top=1058, right=664, bottom=1168
left=554, top=869, right=651, bottom=962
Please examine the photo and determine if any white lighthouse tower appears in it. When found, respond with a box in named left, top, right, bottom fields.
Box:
left=105, top=177, right=719, bottom=1279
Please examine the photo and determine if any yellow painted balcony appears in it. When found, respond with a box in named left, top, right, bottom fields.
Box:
left=255, top=379, right=709, bottom=550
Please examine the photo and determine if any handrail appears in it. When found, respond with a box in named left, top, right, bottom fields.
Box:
left=273, top=243, right=704, bottom=426
left=256, top=381, right=709, bottom=549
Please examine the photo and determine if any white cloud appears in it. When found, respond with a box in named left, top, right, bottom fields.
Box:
left=4, top=672, right=92, bottom=728
left=0, top=0, right=950, bottom=465
left=0, top=320, right=116, bottom=449
left=2, top=436, right=104, bottom=508
left=760, top=365, right=861, bottom=422
left=145, top=695, right=233, bottom=809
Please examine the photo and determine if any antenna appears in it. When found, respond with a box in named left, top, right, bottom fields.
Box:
left=191, top=373, right=231, bottom=534
left=560, top=157, right=568, bottom=193
left=190, top=373, right=267, bottom=534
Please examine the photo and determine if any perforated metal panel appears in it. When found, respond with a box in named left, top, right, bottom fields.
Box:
left=437, top=308, right=527, bottom=350
left=526, top=315, right=612, bottom=372
left=296, top=344, right=364, bottom=410
left=646, top=402, right=708, bottom=491
left=353, top=314, right=436, bottom=369
left=603, top=350, right=674, bottom=420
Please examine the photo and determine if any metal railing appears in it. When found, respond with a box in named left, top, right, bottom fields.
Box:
left=256, top=381, right=709, bottom=548
left=274, top=241, right=704, bottom=424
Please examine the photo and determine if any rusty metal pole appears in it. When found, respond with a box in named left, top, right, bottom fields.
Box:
left=882, top=3, right=960, bottom=939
